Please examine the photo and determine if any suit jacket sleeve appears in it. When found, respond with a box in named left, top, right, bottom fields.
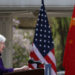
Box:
left=0, top=57, right=13, bottom=74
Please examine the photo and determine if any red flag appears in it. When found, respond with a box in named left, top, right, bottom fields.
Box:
left=63, top=5, right=75, bottom=75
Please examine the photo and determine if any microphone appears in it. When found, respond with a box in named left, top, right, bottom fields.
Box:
left=28, top=59, right=41, bottom=64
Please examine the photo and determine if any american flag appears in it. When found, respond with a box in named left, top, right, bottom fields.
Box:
left=29, top=0, right=57, bottom=75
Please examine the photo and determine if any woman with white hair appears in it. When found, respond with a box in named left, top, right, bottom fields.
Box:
left=0, top=34, right=30, bottom=75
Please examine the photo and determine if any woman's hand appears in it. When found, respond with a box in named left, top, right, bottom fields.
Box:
left=20, top=66, right=31, bottom=70
left=14, top=66, right=31, bottom=72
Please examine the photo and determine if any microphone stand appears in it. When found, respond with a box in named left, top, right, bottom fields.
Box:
left=37, top=63, right=41, bottom=68
left=28, top=59, right=41, bottom=68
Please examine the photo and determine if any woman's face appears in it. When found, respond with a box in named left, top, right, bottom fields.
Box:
left=0, top=42, right=5, bottom=53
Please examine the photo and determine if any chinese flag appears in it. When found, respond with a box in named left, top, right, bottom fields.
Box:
left=63, top=6, right=75, bottom=75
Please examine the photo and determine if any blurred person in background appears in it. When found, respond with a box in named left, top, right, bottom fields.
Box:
left=0, top=34, right=30, bottom=75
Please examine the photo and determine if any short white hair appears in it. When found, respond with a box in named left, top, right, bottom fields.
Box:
left=0, top=34, right=6, bottom=43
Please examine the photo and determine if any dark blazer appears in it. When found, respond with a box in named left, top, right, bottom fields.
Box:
left=0, top=55, right=13, bottom=75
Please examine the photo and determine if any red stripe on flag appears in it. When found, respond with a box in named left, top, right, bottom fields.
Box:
left=28, top=64, right=35, bottom=69
left=30, top=51, right=39, bottom=61
left=39, top=64, right=44, bottom=68
left=45, top=55, right=57, bottom=72
left=51, top=49, right=55, bottom=55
